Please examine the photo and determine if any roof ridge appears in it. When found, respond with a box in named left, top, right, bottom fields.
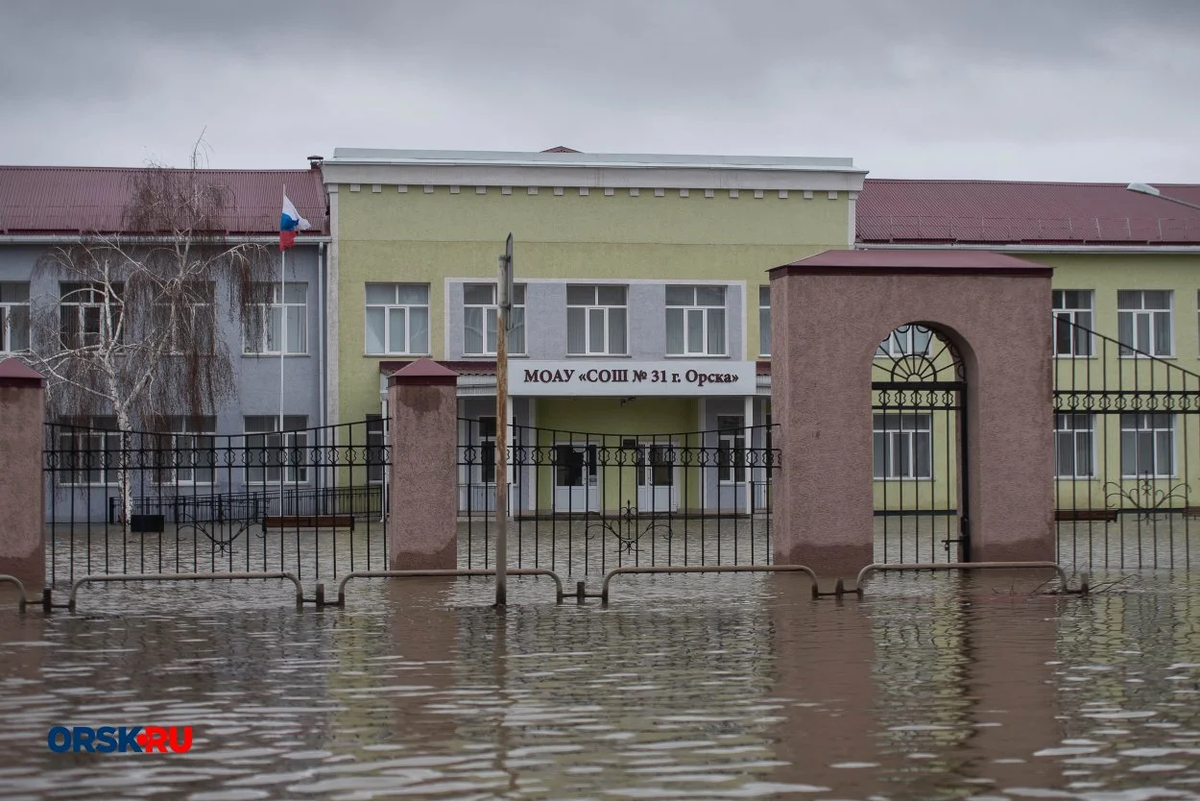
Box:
left=0, top=165, right=317, bottom=174
left=862, top=177, right=1142, bottom=188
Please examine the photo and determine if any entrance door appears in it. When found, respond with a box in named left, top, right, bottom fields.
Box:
left=553, top=443, right=599, bottom=512
left=637, top=443, right=678, bottom=512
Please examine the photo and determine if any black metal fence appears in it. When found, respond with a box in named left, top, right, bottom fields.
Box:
left=456, top=420, right=778, bottom=576
left=871, top=325, right=967, bottom=564
left=1054, top=317, right=1200, bottom=571
left=44, top=419, right=388, bottom=587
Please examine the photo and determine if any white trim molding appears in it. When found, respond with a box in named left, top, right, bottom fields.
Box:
left=321, top=148, right=867, bottom=194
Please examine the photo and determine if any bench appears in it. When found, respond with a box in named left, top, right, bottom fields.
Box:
left=262, top=515, right=356, bottom=533
left=1054, top=509, right=1118, bottom=522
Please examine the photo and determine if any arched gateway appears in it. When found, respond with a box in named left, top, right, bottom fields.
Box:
left=768, top=249, right=1055, bottom=579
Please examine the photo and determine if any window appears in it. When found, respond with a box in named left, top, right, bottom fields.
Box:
left=1118, top=290, right=1172, bottom=357
left=636, top=444, right=675, bottom=487
left=567, top=285, right=627, bottom=355
left=759, top=285, right=771, bottom=357
left=877, top=326, right=932, bottom=358
left=152, top=416, right=216, bottom=484
left=1054, top=413, right=1094, bottom=479
left=365, top=284, right=429, bottom=355
left=155, top=282, right=215, bottom=354
left=365, top=414, right=386, bottom=484
left=464, top=283, right=525, bottom=356
left=244, top=283, right=307, bottom=355
left=244, top=415, right=309, bottom=483
left=1053, top=290, right=1094, bottom=357
left=717, top=415, right=746, bottom=483
left=666, top=285, right=726, bottom=356
left=56, top=416, right=121, bottom=485
left=60, top=282, right=124, bottom=350
left=1121, top=413, right=1174, bottom=478
left=477, top=416, right=497, bottom=484
left=873, top=413, right=932, bottom=479
left=0, top=282, right=30, bottom=353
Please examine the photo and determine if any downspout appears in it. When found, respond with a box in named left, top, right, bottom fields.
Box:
left=318, top=241, right=329, bottom=497
left=318, top=241, right=327, bottom=429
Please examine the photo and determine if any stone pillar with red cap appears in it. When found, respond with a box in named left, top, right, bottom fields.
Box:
left=388, top=358, right=460, bottom=570
left=0, top=358, right=45, bottom=595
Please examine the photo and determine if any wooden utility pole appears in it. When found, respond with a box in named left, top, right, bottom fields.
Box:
left=495, top=234, right=514, bottom=606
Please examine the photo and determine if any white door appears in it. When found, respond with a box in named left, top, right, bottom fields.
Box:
left=637, top=443, right=678, bottom=512
left=553, top=443, right=599, bottom=512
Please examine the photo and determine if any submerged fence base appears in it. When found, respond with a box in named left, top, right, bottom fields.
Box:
left=68, top=571, right=304, bottom=612
left=0, top=574, right=29, bottom=610
left=592, top=564, right=822, bottom=604
left=854, top=561, right=1086, bottom=595
left=333, top=568, right=566, bottom=608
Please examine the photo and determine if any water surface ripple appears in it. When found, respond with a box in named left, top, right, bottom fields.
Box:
left=1, top=571, right=1200, bottom=799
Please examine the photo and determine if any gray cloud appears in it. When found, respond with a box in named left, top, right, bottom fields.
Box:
left=1, top=0, right=1198, bottom=180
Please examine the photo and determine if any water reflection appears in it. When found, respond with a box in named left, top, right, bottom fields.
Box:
left=1, top=573, right=1199, bottom=799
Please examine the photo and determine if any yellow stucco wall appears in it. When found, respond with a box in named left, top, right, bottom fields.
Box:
left=533, top=397, right=702, bottom=511
left=334, top=187, right=850, bottom=423
left=1044, top=253, right=1200, bottom=510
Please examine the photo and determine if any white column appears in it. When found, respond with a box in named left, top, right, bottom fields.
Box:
left=698, top=397, right=707, bottom=512
left=506, top=393, right=515, bottom=517
left=744, top=395, right=755, bottom=513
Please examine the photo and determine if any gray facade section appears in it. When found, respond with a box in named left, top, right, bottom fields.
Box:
left=0, top=243, right=325, bottom=434
left=444, top=279, right=746, bottom=362
left=0, top=242, right=327, bottom=521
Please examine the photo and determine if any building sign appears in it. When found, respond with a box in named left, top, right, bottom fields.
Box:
left=508, top=360, right=757, bottom=396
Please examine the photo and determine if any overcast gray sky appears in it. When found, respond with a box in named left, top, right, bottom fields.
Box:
left=2, top=0, right=1198, bottom=181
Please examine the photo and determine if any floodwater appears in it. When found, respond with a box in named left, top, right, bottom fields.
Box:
left=2, top=570, right=1200, bottom=800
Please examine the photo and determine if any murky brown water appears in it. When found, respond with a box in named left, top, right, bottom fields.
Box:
left=2, top=571, right=1200, bottom=799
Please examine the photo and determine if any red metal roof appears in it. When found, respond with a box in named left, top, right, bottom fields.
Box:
left=776, top=248, right=1052, bottom=275
left=857, top=179, right=1200, bottom=246
left=380, top=360, right=498, bottom=377
left=0, top=165, right=327, bottom=236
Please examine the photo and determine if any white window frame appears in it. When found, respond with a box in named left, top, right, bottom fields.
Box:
left=876, top=326, right=932, bottom=358
left=365, top=414, right=387, bottom=485
left=464, top=283, right=525, bottom=356
left=873, top=413, right=933, bottom=480
left=758, top=285, right=770, bottom=357
left=60, top=282, right=124, bottom=350
left=244, top=283, right=307, bottom=355
left=244, top=415, right=309, bottom=484
left=475, top=416, right=498, bottom=485
left=56, top=416, right=121, bottom=486
left=0, top=282, right=30, bottom=353
left=716, top=415, right=746, bottom=484
left=1052, top=290, right=1094, bottom=358
left=566, top=285, right=628, bottom=356
left=365, top=283, right=430, bottom=356
left=1120, top=413, right=1175, bottom=479
left=1054, top=413, right=1095, bottom=479
left=666, top=285, right=727, bottom=357
left=1118, top=290, right=1172, bottom=358
left=152, top=417, right=216, bottom=485
left=636, top=443, right=676, bottom=488
left=156, top=281, right=215, bottom=355
left=553, top=441, right=599, bottom=488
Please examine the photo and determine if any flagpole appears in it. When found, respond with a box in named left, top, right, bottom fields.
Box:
left=279, top=185, right=286, bottom=437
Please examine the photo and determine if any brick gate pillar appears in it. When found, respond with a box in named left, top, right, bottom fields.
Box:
left=0, top=359, right=45, bottom=596
left=388, top=359, right=460, bottom=570
left=769, top=250, right=1054, bottom=579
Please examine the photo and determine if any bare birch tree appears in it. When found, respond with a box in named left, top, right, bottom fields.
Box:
left=25, top=148, right=276, bottom=524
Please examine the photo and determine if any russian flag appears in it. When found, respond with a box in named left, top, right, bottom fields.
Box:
left=280, top=195, right=311, bottom=251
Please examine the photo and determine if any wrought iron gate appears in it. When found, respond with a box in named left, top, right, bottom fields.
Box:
left=872, top=324, right=968, bottom=563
